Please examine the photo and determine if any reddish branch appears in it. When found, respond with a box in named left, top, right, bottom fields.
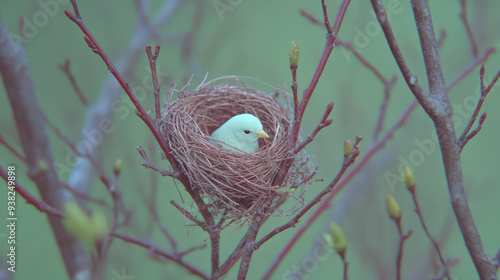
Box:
left=0, top=166, right=65, bottom=218
left=58, top=59, right=88, bottom=106
left=0, top=134, right=26, bottom=163
left=458, top=66, right=500, bottom=151
left=300, top=9, right=398, bottom=141
left=237, top=1, right=352, bottom=278
left=392, top=217, right=412, bottom=280
left=409, top=186, right=450, bottom=279
left=257, top=139, right=360, bottom=253
left=459, top=0, right=479, bottom=58
left=137, top=146, right=179, bottom=179
left=145, top=45, right=161, bottom=120
left=290, top=0, right=351, bottom=143
left=111, top=232, right=209, bottom=280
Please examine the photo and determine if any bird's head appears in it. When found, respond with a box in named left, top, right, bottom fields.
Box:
left=227, top=114, right=270, bottom=145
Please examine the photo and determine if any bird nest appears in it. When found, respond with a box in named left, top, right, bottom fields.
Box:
left=160, top=79, right=310, bottom=220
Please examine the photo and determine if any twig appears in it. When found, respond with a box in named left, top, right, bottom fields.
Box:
left=393, top=217, right=412, bottom=280
left=299, top=9, right=398, bottom=142
left=437, top=29, right=447, bottom=49
left=274, top=0, right=351, bottom=198
left=370, top=0, right=433, bottom=116
left=372, top=75, right=397, bottom=141
left=170, top=200, right=207, bottom=230
left=111, top=232, right=209, bottom=280
left=296, top=0, right=350, bottom=126
left=299, top=8, right=322, bottom=25
left=0, top=134, right=26, bottom=163
left=290, top=57, right=299, bottom=149
left=145, top=45, right=161, bottom=120
left=58, top=59, right=88, bottom=106
left=409, top=187, right=450, bottom=279
left=260, top=139, right=361, bottom=280
left=494, top=249, right=500, bottom=270
left=458, top=66, right=500, bottom=151
left=136, top=146, right=179, bottom=178
left=178, top=244, right=208, bottom=258
left=447, top=47, right=496, bottom=90
left=336, top=40, right=389, bottom=84
left=339, top=249, right=349, bottom=280
left=294, top=101, right=334, bottom=153
left=459, top=0, right=479, bottom=58
left=459, top=112, right=487, bottom=151
left=60, top=182, right=111, bottom=208
left=0, top=166, right=65, bottom=218
left=142, top=161, right=178, bottom=251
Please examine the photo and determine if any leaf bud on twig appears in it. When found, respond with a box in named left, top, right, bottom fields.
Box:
left=344, top=140, right=353, bottom=156
left=386, top=194, right=401, bottom=220
left=289, top=41, right=300, bottom=67
left=330, top=222, right=347, bottom=254
left=403, top=166, right=415, bottom=190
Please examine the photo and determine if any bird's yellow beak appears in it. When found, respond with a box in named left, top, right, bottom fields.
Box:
left=255, top=129, right=270, bottom=139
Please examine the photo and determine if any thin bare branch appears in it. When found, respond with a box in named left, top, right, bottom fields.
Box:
left=111, top=232, right=209, bottom=280
left=58, top=59, right=88, bottom=106
left=294, top=101, right=334, bottom=153
left=0, top=166, right=65, bottom=218
left=145, top=44, right=161, bottom=120
left=0, top=134, right=26, bottom=163
left=170, top=200, right=206, bottom=230
left=260, top=139, right=361, bottom=280
left=136, top=146, right=179, bottom=179
left=409, top=187, right=451, bottom=279
left=459, top=0, right=479, bottom=58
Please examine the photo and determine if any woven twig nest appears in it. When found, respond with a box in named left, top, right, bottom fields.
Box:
left=161, top=78, right=308, bottom=220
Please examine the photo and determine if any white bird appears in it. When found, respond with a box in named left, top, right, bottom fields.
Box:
left=208, top=114, right=270, bottom=153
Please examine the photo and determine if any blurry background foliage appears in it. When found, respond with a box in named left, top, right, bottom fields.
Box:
left=0, top=0, right=499, bottom=279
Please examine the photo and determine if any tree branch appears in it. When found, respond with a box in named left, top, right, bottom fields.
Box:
left=0, top=17, right=91, bottom=278
left=0, top=166, right=65, bottom=218
left=458, top=66, right=500, bottom=151
left=459, top=0, right=479, bottom=58
left=410, top=1, right=496, bottom=278
left=111, top=232, right=209, bottom=280
left=58, top=59, right=88, bottom=106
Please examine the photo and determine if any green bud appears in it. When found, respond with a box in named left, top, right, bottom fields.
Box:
left=330, top=222, right=347, bottom=253
left=37, top=160, right=50, bottom=172
left=344, top=140, right=353, bottom=156
left=289, top=41, right=300, bottom=67
left=91, top=210, right=109, bottom=242
left=386, top=194, right=401, bottom=220
left=114, top=158, right=122, bottom=176
left=62, top=202, right=94, bottom=245
left=323, top=233, right=334, bottom=248
left=403, top=166, right=415, bottom=190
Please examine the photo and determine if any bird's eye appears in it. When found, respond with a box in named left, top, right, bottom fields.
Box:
left=244, top=130, right=250, bottom=134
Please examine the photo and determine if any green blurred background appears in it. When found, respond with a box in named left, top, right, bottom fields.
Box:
left=1, top=0, right=499, bottom=279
